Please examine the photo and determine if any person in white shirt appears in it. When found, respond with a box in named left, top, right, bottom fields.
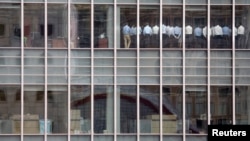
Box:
left=122, top=22, right=131, bottom=48
left=236, top=23, right=245, bottom=48
left=129, top=24, right=137, bottom=48
left=222, top=24, right=232, bottom=48
left=142, top=22, right=152, bottom=48
left=194, top=25, right=203, bottom=48
left=211, top=23, right=223, bottom=48
left=185, top=24, right=193, bottom=48
left=173, top=23, right=182, bottom=48
left=162, top=23, right=168, bottom=48
left=165, top=24, right=174, bottom=47
left=152, top=24, right=160, bottom=48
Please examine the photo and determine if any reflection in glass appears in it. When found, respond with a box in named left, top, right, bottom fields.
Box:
left=71, top=4, right=91, bottom=48
left=118, top=85, right=137, bottom=133
left=23, top=85, right=44, bottom=134
left=210, top=86, right=232, bottom=125
left=47, top=86, right=68, bottom=133
left=140, top=6, right=160, bottom=48
left=185, top=5, right=207, bottom=48
left=162, top=6, right=182, bottom=48
left=24, top=4, right=44, bottom=48
left=117, top=5, right=137, bottom=49
left=185, top=86, right=207, bottom=134
left=94, top=5, right=114, bottom=48
left=236, top=86, right=250, bottom=124
left=0, top=3, right=21, bottom=47
left=210, top=5, right=232, bottom=49
left=140, top=85, right=160, bottom=133
left=94, top=85, right=114, bottom=133
left=235, top=6, right=250, bottom=49
left=47, top=4, right=68, bottom=48
left=162, top=86, right=182, bottom=134
left=0, top=86, right=21, bottom=134
left=71, top=85, right=91, bottom=133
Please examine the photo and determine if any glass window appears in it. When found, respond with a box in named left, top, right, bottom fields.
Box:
left=117, top=5, right=137, bottom=49
left=0, top=86, right=21, bottom=134
left=210, top=86, right=232, bottom=125
left=235, top=6, right=249, bottom=49
left=140, top=5, right=160, bottom=48
left=94, top=5, right=114, bottom=48
left=0, top=3, right=21, bottom=47
left=162, top=86, right=182, bottom=134
left=47, top=85, right=68, bottom=133
left=210, top=5, right=232, bottom=49
left=23, top=85, right=45, bottom=134
left=235, top=86, right=250, bottom=125
left=71, top=4, right=91, bottom=48
left=185, top=5, right=207, bottom=49
left=185, top=86, right=207, bottom=134
left=47, top=4, right=68, bottom=48
left=70, top=85, right=91, bottom=134
left=140, top=85, right=160, bottom=133
left=117, top=85, right=137, bottom=133
left=23, top=4, right=44, bottom=47
left=162, top=5, right=182, bottom=48
left=94, top=85, right=114, bottom=133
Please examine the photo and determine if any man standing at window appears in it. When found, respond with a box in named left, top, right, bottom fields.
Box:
left=123, top=22, right=131, bottom=48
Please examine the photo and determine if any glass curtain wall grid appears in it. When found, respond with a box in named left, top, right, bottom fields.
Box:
left=0, top=0, right=250, bottom=141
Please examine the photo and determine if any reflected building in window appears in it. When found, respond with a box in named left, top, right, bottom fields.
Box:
left=0, top=1, right=250, bottom=141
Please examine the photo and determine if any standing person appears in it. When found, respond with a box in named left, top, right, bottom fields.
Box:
left=185, top=24, right=193, bottom=48
left=162, top=23, right=167, bottom=48
left=237, top=23, right=245, bottom=48
left=173, top=24, right=182, bottom=48
left=152, top=23, right=160, bottom=48
left=142, top=22, right=152, bottom=48
left=129, top=24, right=137, bottom=48
left=194, top=24, right=202, bottom=48
left=122, top=22, right=131, bottom=48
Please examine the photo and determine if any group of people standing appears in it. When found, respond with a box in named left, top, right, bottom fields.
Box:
left=122, top=22, right=182, bottom=48
left=122, top=22, right=247, bottom=49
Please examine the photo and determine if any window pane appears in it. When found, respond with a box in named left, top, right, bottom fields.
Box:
left=24, top=3, right=44, bottom=48
left=94, top=85, right=114, bottom=133
left=0, top=3, right=21, bottom=47
left=185, top=86, right=207, bottom=134
left=71, top=4, right=91, bottom=48
left=71, top=85, right=91, bottom=133
left=210, top=5, right=232, bottom=49
left=163, top=5, right=182, bottom=48
left=162, top=86, right=182, bottom=134
left=94, top=5, right=114, bottom=48
left=47, top=86, right=68, bottom=133
left=235, top=6, right=249, bottom=49
left=47, top=4, right=68, bottom=48
left=185, top=5, right=207, bottom=48
left=0, top=86, right=21, bottom=134
left=118, top=5, right=137, bottom=49
left=140, top=5, right=160, bottom=48
left=140, top=85, right=160, bottom=133
left=210, top=86, right=232, bottom=125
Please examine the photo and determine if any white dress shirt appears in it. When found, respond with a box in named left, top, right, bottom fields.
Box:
left=213, top=25, right=223, bottom=36
left=237, top=25, right=245, bottom=35
left=185, top=25, right=193, bottom=35
left=152, top=25, right=159, bottom=34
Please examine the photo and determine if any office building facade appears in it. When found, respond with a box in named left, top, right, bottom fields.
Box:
left=0, top=0, right=250, bottom=141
